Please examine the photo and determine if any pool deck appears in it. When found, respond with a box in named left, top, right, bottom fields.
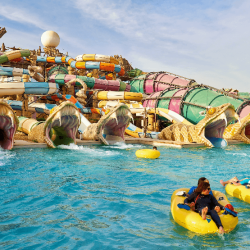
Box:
left=13, top=138, right=243, bottom=149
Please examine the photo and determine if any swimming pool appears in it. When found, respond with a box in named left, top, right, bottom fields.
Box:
left=1, top=143, right=250, bottom=249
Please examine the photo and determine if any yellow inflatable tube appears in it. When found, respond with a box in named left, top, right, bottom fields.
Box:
left=225, top=184, right=250, bottom=203
left=136, top=149, right=160, bottom=159
left=171, top=188, right=238, bottom=234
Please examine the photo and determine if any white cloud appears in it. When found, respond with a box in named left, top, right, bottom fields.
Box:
left=0, top=5, right=51, bottom=31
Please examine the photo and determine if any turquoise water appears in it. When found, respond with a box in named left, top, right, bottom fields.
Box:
left=1, top=143, right=250, bottom=249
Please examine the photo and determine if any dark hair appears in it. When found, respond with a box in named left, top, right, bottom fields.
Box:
left=153, top=146, right=157, bottom=150
left=195, top=182, right=210, bottom=194
left=198, top=177, right=207, bottom=185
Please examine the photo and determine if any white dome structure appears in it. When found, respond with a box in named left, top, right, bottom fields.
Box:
left=41, top=31, right=60, bottom=47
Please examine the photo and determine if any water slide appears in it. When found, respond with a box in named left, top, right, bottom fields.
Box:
left=0, top=49, right=30, bottom=64
left=0, top=81, right=58, bottom=96
left=16, top=101, right=81, bottom=148
left=7, top=95, right=104, bottom=135
left=128, top=72, right=250, bottom=123
left=75, top=54, right=119, bottom=64
left=96, top=91, right=142, bottom=101
left=0, top=65, right=58, bottom=95
left=0, top=100, right=19, bottom=150
left=96, top=99, right=192, bottom=138
left=125, top=107, right=192, bottom=139
left=10, top=96, right=132, bottom=145
left=1, top=51, right=129, bottom=91
left=18, top=116, right=43, bottom=134
left=143, top=85, right=250, bottom=124
left=0, top=66, right=29, bottom=76
left=49, top=73, right=131, bottom=91
left=34, top=54, right=125, bottom=76
left=129, top=72, right=196, bottom=94
left=75, top=54, right=121, bottom=80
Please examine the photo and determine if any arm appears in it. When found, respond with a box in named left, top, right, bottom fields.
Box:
left=184, top=192, right=196, bottom=204
left=188, top=186, right=196, bottom=196
left=211, top=195, right=224, bottom=210
left=231, top=181, right=241, bottom=186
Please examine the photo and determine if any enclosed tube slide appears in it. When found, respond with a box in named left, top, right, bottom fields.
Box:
left=7, top=100, right=56, bottom=115
left=35, top=55, right=125, bottom=76
left=0, top=66, right=43, bottom=82
left=18, top=116, right=43, bottom=134
left=75, top=54, right=119, bottom=64
left=129, top=72, right=196, bottom=94
left=0, top=81, right=58, bottom=96
left=41, top=93, right=105, bottom=116
left=96, top=91, right=142, bottom=102
left=143, top=86, right=250, bottom=124
left=17, top=101, right=81, bottom=148
left=49, top=74, right=131, bottom=91
left=97, top=101, right=190, bottom=124
left=0, top=49, right=30, bottom=64
left=0, top=66, right=29, bottom=76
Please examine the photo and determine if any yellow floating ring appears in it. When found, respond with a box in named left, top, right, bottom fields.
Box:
left=225, top=183, right=250, bottom=203
left=171, top=188, right=238, bottom=234
left=135, top=149, right=160, bottom=159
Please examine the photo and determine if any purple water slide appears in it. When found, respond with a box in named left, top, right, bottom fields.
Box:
left=239, top=105, right=250, bottom=119
left=94, top=79, right=120, bottom=91
left=49, top=74, right=56, bottom=82
left=154, top=74, right=173, bottom=92
left=125, top=84, right=131, bottom=92
left=144, top=73, right=157, bottom=93
left=144, top=72, right=192, bottom=94
left=65, top=75, right=77, bottom=82
left=168, top=89, right=187, bottom=114
left=143, top=92, right=161, bottom=108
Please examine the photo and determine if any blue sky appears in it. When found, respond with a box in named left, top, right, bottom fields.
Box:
left=1, top=0, right=250, bottom=92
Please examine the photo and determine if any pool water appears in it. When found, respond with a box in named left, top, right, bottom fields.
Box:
left=1, top=143, right=250, bottom=249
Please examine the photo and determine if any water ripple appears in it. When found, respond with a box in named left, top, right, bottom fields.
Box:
left=0, top=144, right=250, bottom=249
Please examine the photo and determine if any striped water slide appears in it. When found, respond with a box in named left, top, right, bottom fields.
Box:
left=125, top=107, right=191, bottom=139
left=36, top=55, right=125, bottom=76
left=17, top=116, right=44, bottom=134
left=96, top=91, right=142, bottom=101
left=7, top=100, right=56, bottom=114
left=0, top=81, right=58, bottom=96
left=8, top=94, right=104, bottom=135
left=96, top=99, right=190, bottom=138
left=0, top=66, right=29, bottom=76
left=0, top=49, right=30, bottom=64
left=48, top=73, right=130, bottom=91
left=143, top=86, right=250, bottom=124
left=75, top=54, right=122, bottom=80
left=129, top=72, right=196, bottom=94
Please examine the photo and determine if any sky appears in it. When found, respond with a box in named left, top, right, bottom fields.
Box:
left=1, top=0, right=250, bottom=92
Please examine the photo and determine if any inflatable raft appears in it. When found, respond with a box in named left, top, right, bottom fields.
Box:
left=135, top=149, right=160, bottom=159
left=171, top=188, right=238, bottom=234
left=225, top=184, right=250, bottom=203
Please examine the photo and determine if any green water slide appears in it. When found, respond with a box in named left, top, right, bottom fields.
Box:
left=144, top=85, right=250, bottom=124
left=182, top=88, right=243, bottom=124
